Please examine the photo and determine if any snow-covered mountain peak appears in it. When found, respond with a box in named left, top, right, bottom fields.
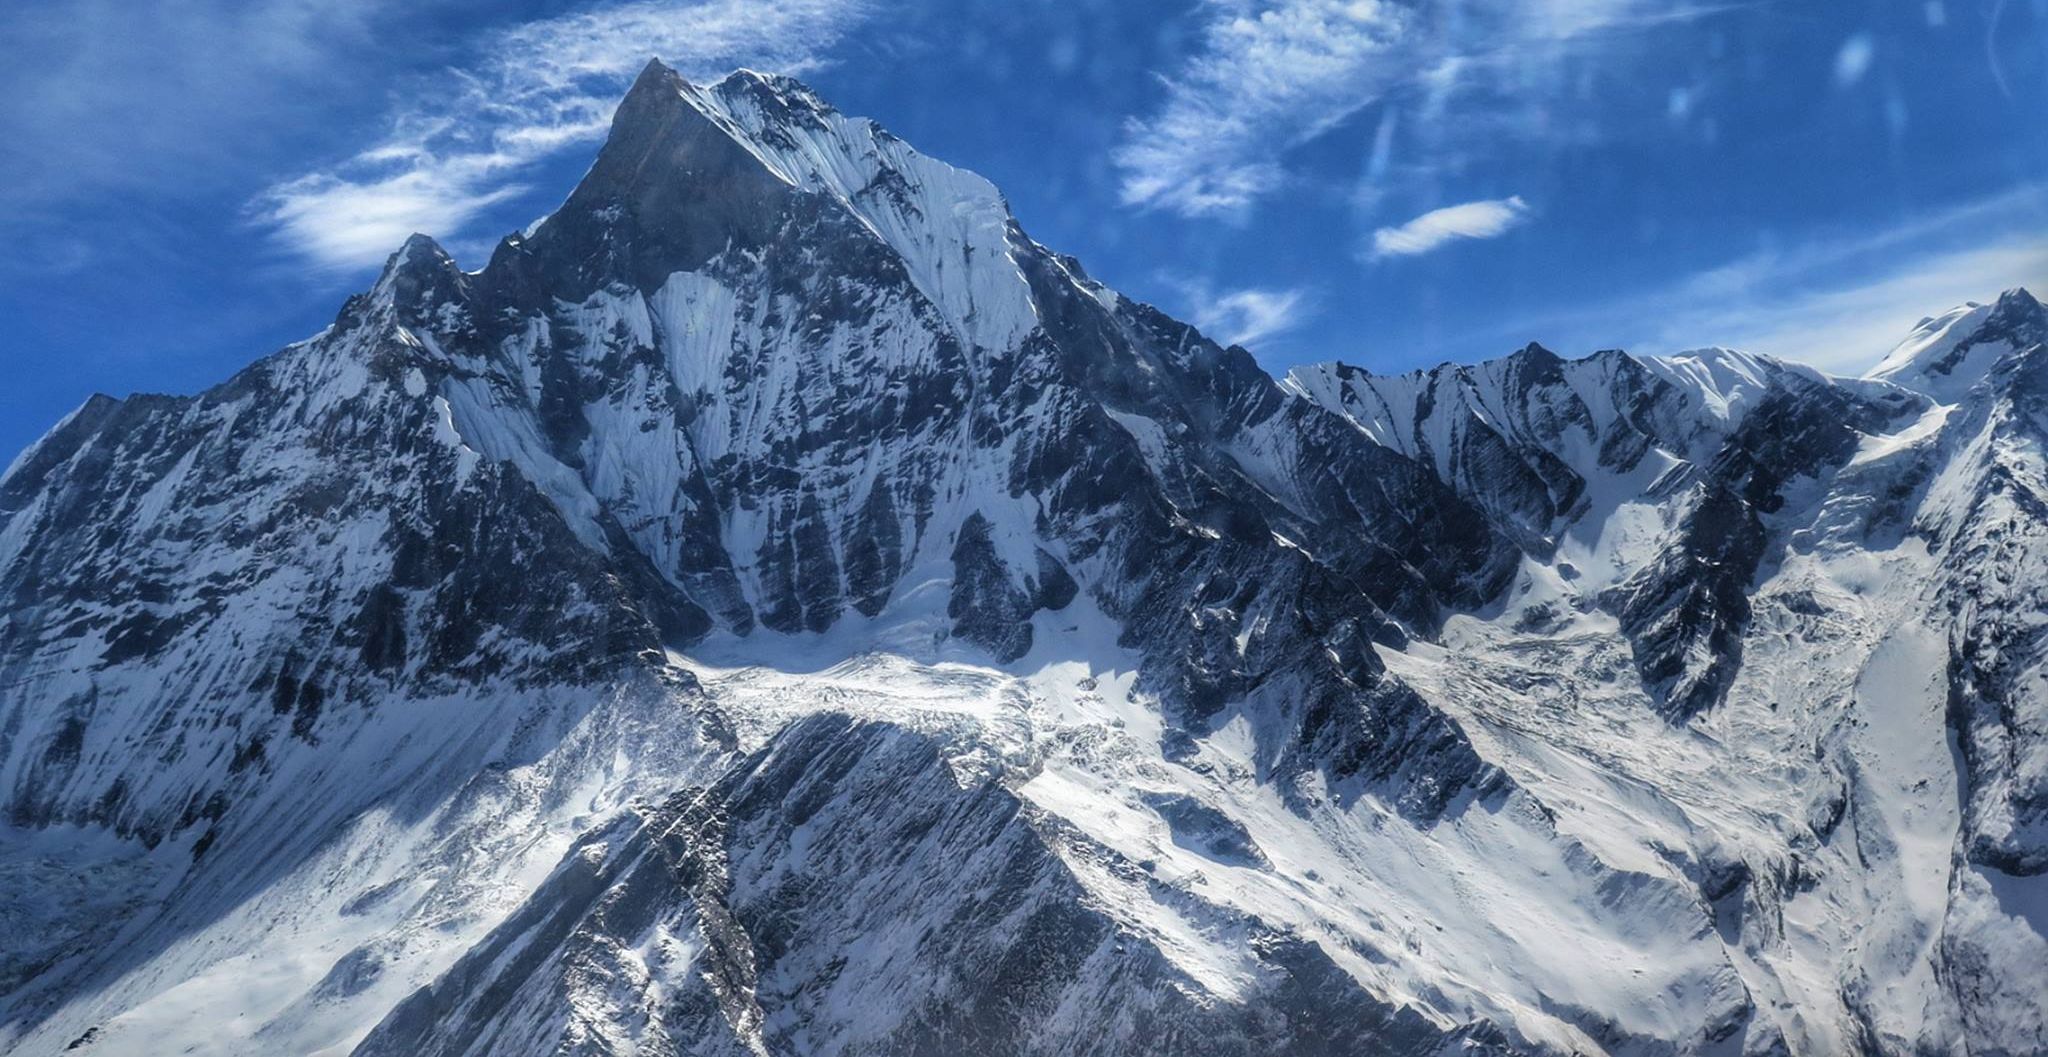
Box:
left=698, top=65, right=1037, bottom=352
left=509, top=58, right=1036, bottom=353
left=1286, top=341, right=1709, bottom=559
left=490, top=59, right=807, bottom=300
left=1634, top=344, right=1820, bottom=425
left=1992, top=283, right=2040, bottom=315
left=708, top=67, right=846, bottom=133
left=390, top=231, right=451, bottom=265
left=366, top=233, right=467, bottom=320
left=1866, top=286, right=2045, bottom=402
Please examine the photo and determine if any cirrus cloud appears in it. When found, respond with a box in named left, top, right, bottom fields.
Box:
left=1113, top=0, right=1416, bottom=216
left=1442, top=185, right=2048, bottom=374
left=1114, top=0, right=1726, bottom=219
left=1194, top=286, right=1313, bottom=347
left=252, top=0, right=872, bottom=271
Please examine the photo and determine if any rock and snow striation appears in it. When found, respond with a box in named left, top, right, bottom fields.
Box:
left=1, top=59, right=2044, bottom=1056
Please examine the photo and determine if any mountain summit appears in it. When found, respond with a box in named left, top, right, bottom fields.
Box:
left=1865, top=286, right=2045, bottom=402
left=2, top=61, right=2044, bottom=1057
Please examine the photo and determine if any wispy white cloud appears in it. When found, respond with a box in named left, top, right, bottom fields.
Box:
left=1114, top=0, right=1714, bottom=218
left=1643, top=240, right=2048, bottom=373
left=1370, top=195, right=1530, bottom=257
left=1833, top=32, right=1876, bottom=87
left=1192, top=286, right=1313, bottom=347
left=1163, top=272, right=1314, bottom=348
left=252, top=0, right=870, bottom=270
left=1462, top=186, right=2048, bottom=374
left=1114, top=1, right=1414, bottom=216
left=0, top=0, right=402, bottom=212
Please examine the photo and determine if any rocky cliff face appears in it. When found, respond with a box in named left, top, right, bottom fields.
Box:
left=1, top=60, right=2043, bottom=1057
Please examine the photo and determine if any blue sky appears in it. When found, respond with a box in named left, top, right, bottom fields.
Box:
left=2, top=0, right=2045, bottom=459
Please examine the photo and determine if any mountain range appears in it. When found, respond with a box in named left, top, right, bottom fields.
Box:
left=1, top=59, right=2044, bottom=1056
